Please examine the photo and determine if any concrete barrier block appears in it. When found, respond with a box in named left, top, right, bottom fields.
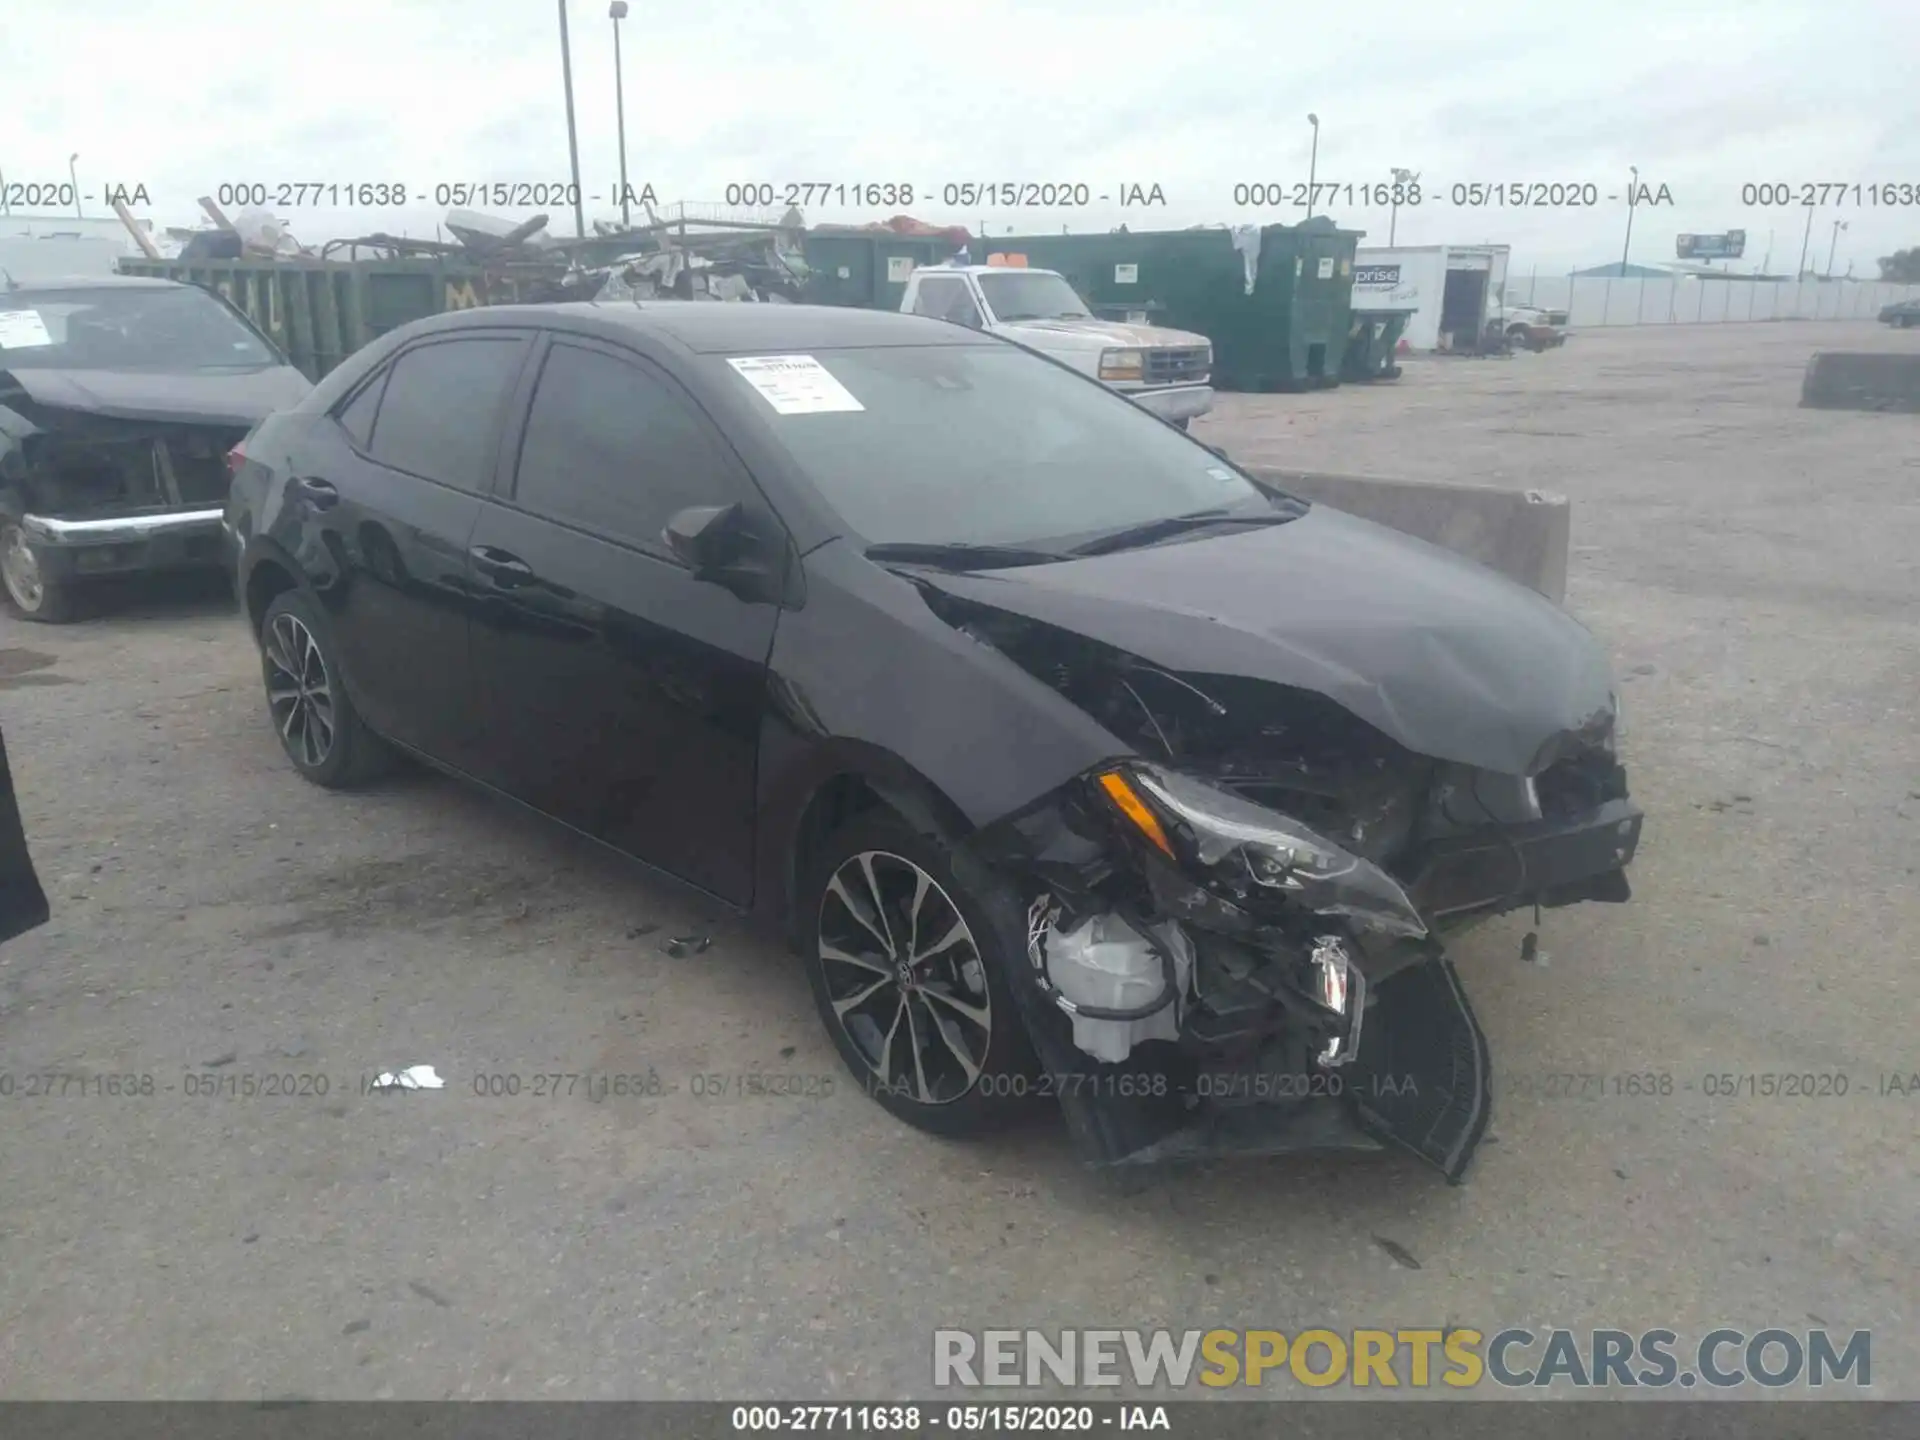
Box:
left=1245, top=467, right=1571, bottom=604
left=1800, top=351, right=1920, bottom=413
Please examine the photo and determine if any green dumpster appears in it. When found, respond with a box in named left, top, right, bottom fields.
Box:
left=1341, top=310, right=1413, bottom=381
left=980, top=217, right=1362, bottom=392
left=116, top=256, right=553, bottom=381
left=801, top=229, right=964, bottom=311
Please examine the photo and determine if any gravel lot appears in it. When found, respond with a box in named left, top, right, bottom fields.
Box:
left=1, top=320, right=1915, bottom=1400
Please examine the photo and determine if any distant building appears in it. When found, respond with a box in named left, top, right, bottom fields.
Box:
left=1569, top=262, right=1673, bottom=279
left=0, top=215, right=150, bottom=280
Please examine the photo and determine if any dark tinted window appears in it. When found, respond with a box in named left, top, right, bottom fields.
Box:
left=512, top=343, right=736, bottom=552
left=368, top=337, right=527, bottom=493
left=335, top=370, right=386, bottom=449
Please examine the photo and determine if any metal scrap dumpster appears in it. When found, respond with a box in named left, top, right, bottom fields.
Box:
left=115, top=257, right=564, bottom=381
left=800, top=229, right=964, bottom=311
left=980, top=218, right=1362, bottom=391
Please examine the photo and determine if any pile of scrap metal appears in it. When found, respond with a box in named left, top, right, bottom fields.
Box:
left=586, top=215, right=812, bottom=304
left=320, top=207, right=560, bottom=264
left=158, top=197, right=313, bottom=262
left=325, top=206, right=813, bottom=305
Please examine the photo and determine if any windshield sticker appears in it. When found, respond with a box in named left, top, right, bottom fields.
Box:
left=727, top=355, right=865, bottom=415
left=0, top=311, right=54, bottom=349
left=1206, top=467, right=1236, bottom=482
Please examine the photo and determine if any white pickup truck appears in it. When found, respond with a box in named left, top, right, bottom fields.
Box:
left=898, top=263, right=1214, bottom=428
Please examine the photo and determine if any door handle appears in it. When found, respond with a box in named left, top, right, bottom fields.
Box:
left=469, top=544, right=534, bottom=587
left=291, top=476, right=339, bottom=510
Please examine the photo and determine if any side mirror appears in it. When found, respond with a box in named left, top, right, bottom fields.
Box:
left=662, top=502, right=793, bottom=606
left=1203, top=442, right=1230, bottom=461
left=662, top=502, right=747, bottom=573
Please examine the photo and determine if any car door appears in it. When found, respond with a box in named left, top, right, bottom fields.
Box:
left=301, top=330, right=532, bottom=768
left=465, top=335, right=786, bottom=904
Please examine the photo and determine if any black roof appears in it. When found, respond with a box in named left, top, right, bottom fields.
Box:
left=3, top=273, right=185, bottom=294
left=427, top=300, right=987, bottom=352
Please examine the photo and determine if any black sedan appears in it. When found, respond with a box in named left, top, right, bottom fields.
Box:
left=226, top=302, right=1643, bottom=1182
left=1879, top=297, right=1920, bottom=327
left=1, top=275, right=311, bottom=621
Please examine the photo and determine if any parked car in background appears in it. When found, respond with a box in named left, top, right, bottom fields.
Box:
left=1489, top=296, right=1568, bottom=350
left=1878, top=297, right=1920, bottom=328
left=901, top=262, right=1214, bottom=429
left=0, top=275, right=311, bottom=621
left=227, top=301, right=1641, bottom=1183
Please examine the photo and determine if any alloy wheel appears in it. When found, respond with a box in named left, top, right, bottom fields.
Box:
left=263, top=611, right=336, bottom=768
left=817, top=850, right=993, bottom=1105
left=1, top=526, right=45, bottom=611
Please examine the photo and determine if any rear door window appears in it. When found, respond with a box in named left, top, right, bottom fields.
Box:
left=367, top=336, right=529, bottom=493
left=510, top=341, right=742, bottom=556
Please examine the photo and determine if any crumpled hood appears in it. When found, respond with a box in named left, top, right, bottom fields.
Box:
left=1000, top=317, right=1210, bottom=350
left=0, top=365, right=312, bottom=426
left=915, top=504, right=1617, bottom=777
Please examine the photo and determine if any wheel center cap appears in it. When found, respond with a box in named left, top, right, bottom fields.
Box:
left=895, top=960, right=914, bottom=989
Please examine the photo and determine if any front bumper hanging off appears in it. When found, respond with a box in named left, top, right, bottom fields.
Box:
left=978, top=772, right=1644, bottom=1186
left=19, top=507, right=228, bottom=580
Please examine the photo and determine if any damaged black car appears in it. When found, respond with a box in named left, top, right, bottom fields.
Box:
left=0, top=275, right=311, bottom=621
left=227, top=302, right=1642, bottom=1183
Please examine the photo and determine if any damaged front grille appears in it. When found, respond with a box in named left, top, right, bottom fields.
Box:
left=1535, top=750, right=1629, bottom=820
left=14, top=418, right=244, bottom=518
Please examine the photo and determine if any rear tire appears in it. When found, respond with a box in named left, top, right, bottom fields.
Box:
left=0, top=522, right=81, bottom=623
left=800, top=813, right=1041, bottom=1138
left=257, top=589, right=395, bottom=789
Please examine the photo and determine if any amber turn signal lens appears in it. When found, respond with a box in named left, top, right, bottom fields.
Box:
left=1098, top=770, right=1175, bottom=858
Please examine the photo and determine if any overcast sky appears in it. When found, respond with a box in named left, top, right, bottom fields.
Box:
left=4, top=0, right=1917, bottom=275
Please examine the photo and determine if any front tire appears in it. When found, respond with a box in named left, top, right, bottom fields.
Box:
left=0, top=522, right=80, bottom=623
left=801, top=813, right=1040, bottom=1137
left=257, top=589, right=394, bottom=788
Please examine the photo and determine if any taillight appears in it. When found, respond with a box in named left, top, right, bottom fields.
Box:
left=226, top=441, right=247, bottom=477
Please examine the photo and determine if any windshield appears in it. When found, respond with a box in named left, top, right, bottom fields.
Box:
left=976, top=271, right=1093, bottom=322
left=717, top=343, right=1276, bottom=551
left=0, top=286, right=281, bottom=372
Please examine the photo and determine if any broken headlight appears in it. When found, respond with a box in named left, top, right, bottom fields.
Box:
left=1099, top=763, right=1429, bottom=939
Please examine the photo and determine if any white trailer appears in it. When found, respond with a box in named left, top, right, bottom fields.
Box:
left=1351, top=244, right=1511, bottom=352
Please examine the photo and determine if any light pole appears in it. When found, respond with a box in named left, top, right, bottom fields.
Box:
left=1826, top=219, right=1848, bottom=278
left=1389, top=166, right=1417, bottom=245
left=69, top=153, right=83, bottom=217
left=1619, top=164, right=1638, bottom=274
left=1796, top=202, right=1816, bottom=279
left=610, top=1, right=632, bottom=230
left=1304, top=114, right=1321, bottom=220
left=556, top=0, right=587, bottom=238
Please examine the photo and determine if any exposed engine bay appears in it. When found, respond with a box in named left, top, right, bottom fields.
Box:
left=953, top=599, right=1643, bottom=1183
left=0, top=389, right=241, bottom=519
